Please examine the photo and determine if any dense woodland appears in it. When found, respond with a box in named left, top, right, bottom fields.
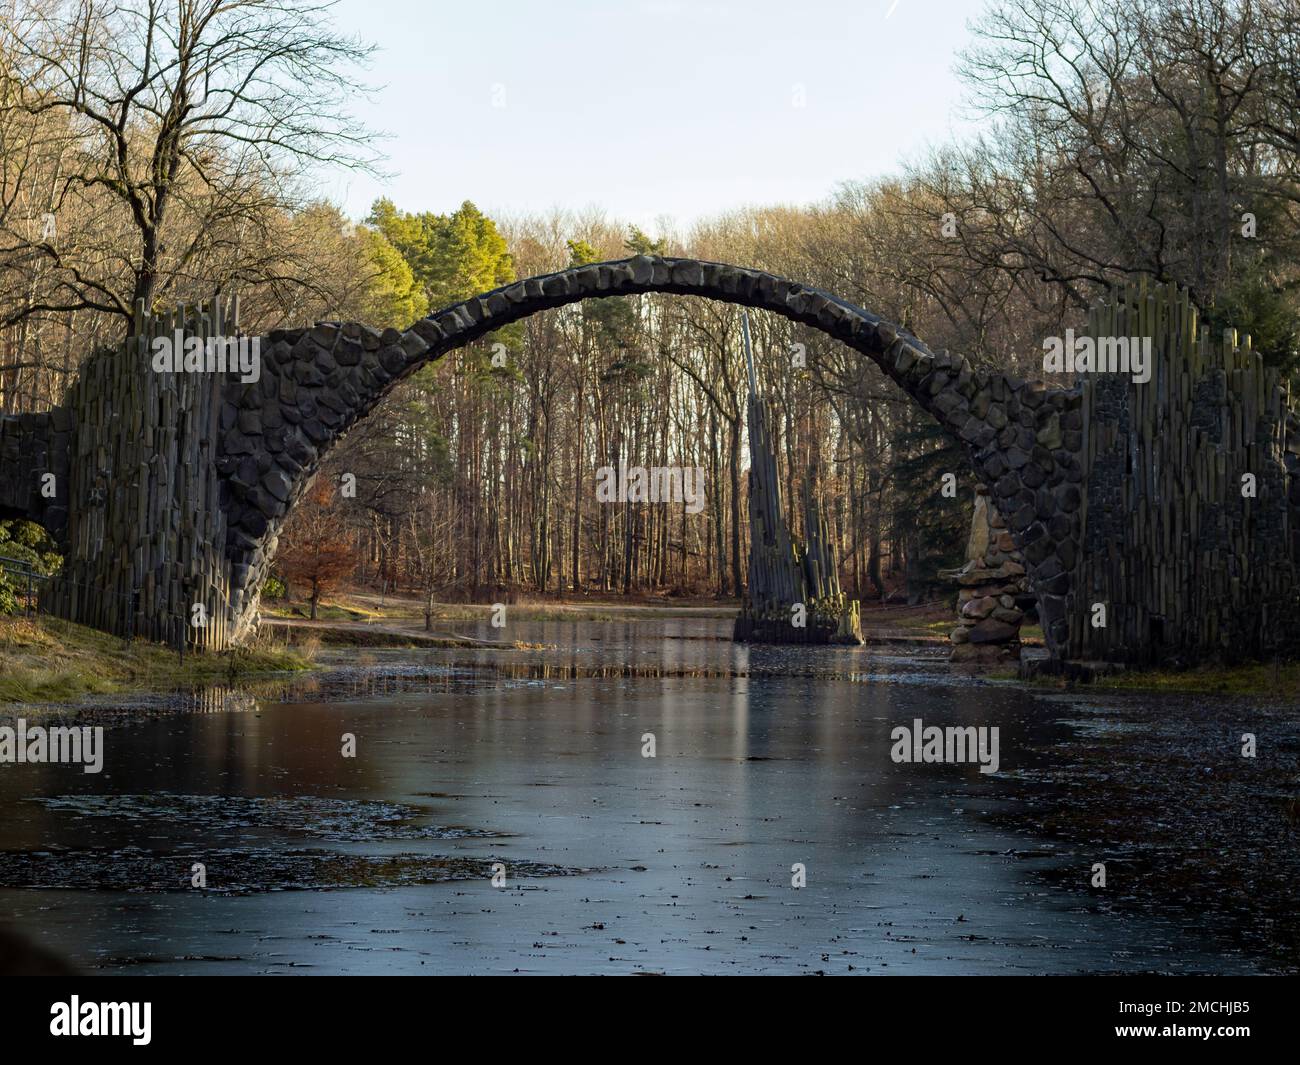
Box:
left=2, top=0, right=1299, bottom=611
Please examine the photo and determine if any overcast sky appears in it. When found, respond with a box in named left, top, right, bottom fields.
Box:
left=323, top=0, right=986, bottom=233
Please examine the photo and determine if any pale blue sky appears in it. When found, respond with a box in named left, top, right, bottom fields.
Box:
left=323, top=0, right=987, bottom=232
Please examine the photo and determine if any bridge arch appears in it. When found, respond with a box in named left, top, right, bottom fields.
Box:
left=219, top=255, right=1084, bottom=653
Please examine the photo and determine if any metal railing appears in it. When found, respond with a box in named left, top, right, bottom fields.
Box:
left=0, top=554, right=42, bottom=617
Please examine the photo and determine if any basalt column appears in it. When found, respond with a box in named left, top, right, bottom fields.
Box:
left=733, top=387, right=862, bottom=644
left=0, top=408, right=69, bottom=540
left=1070, top=279, right=1300, bottom=664
left=41, top=299, right=243, bottom=651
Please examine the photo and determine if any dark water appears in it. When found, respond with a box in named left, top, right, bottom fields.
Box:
left=0, top=619, right=1266, bottom=974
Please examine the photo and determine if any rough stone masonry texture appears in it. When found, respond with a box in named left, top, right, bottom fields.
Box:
left=2, top=255, right=1295, bottom=662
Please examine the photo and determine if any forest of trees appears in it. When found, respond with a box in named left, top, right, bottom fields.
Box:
left=2, top=0, right=1299, bottom=608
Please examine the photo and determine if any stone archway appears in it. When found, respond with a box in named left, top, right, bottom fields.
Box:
left=9, top=262, right=1297, bottom=665
left=0, top=255, right=1086, bottom=653
left=215, top=255, right=1085, bottom=651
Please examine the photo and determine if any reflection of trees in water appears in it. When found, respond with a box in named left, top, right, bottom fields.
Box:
left=174, top=687, right=260, bottom=715
left=182, top=648, right=947, bottom=710
left=210, top=659, right=945, bottom=706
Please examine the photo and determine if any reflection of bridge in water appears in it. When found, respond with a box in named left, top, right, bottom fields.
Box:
left=178, top=652, right=960, bottom=708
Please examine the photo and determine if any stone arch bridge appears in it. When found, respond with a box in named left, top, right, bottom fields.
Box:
left=1, top=255, right=1297, bottom=664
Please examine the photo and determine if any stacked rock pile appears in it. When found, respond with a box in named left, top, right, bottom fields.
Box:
left=949, top=485, right=1031, bottom=662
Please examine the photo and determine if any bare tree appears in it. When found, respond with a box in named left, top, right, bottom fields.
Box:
left=0, top=0, right=378, bottom=330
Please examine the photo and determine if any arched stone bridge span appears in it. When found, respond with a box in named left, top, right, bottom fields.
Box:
left=2, top=256, right=1295, bottom=664
left=217, top=255, right=1084, bottom=654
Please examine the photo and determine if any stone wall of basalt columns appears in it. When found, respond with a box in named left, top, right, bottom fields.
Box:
left=39, top=300, right=240, bottom=649
left=0, top=407, right=69, bottom=540
left=1068, top=280, right=1300, bottom=665
left=11, top=258, right=1295, bottom=666
left=27, top=258, right=1270, bottom=667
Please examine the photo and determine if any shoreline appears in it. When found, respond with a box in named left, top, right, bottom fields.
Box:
left=4, top=600, right=1300, bottom=709
left=1, top=623, right=1297, bottom=972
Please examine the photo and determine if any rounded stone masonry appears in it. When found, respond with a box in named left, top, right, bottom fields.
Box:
left=211, top=255, right=1086, bottom=651
left=944, top=485, right=1031, bottom=663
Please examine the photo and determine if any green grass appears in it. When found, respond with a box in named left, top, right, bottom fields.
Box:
left=0, top=616, right=313, bottom=705
left=921, top=616, right=1044, bottom=644
left=1008, top=658, right=1300, bottom=695
left=261, top=600, right=393, bottom=622
left=1091, top=661, right=1300, bottom=696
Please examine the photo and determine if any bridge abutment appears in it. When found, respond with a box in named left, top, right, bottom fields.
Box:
left=24, top=303, right=245, bottom=649
left=1066, top=281, right=1300, bottom=663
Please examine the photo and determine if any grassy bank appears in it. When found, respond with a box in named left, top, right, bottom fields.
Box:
left=1005, top=659, right=1300, bottom=696
left=0, top=616, right=313, bottom=706
left=1089, top=660, right=1300, bottom=697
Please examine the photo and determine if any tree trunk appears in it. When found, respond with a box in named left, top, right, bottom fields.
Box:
left=728, top=417, right=743, bottom=597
